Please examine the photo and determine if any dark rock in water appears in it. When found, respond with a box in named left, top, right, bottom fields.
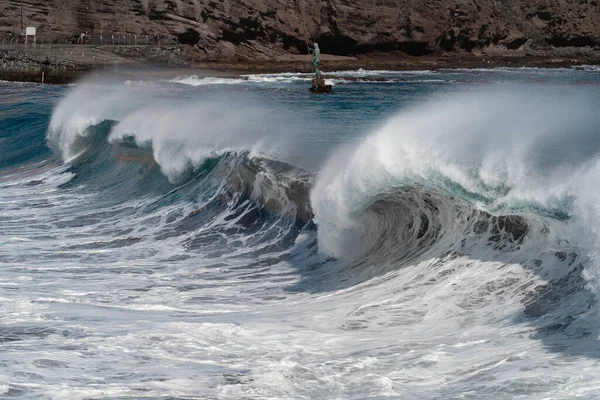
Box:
left=25, top=180, right=45, bottom=187
left=311, top=78, right=332, bottom=94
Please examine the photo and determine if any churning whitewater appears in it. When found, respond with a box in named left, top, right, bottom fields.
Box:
left=3, top=69, right=600, bottom=399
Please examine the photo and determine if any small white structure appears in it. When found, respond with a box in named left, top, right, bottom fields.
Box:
left=25, top=26, right=36, bottom=46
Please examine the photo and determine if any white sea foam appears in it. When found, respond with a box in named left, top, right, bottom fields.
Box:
left=47, top=84, right=142, bottom=161
left=4, top=73, right=600, bottom=399
left=46, top=81, right=300, bottom=181
left=171, top=70, right=448, bottom=88
left=171, top=73, right=313, bottom=86
left=573, top=65, right=600, bottom=72
left=311, top=89, right=600, bottom=294
left=170, top=75, right=247, bottom=86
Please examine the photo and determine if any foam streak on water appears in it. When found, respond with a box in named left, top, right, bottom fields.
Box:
left=2, top=70, right=600, bottom=399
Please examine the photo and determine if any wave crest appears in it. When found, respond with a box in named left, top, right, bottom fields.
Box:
left=46, top=83, right=280, bottom=182
left=311, top=90, right=600, bottom=257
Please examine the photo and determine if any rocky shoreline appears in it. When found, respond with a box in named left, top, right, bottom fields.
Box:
left=3, top=0, right=600, bottom=84
left=200, top=52, right=600, bottom=74
left=2, top=44, right=600, bottom=85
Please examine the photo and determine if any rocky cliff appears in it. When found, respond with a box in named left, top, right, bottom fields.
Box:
left=1, top=0, right=600, bottom=60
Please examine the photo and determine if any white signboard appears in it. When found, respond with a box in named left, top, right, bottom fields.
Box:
left=25, top=26, right=36, bottom=46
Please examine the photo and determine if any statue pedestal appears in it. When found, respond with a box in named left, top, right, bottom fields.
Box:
left=310, top=77, right=332, bottom=93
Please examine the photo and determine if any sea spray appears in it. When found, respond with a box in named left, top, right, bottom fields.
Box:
left=311, top=89, right=600, bottom=259
left=0, top=72, right=597, bottom=398
left=46, top=81, right=302, bottom=181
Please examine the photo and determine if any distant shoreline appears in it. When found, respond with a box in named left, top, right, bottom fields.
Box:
left=2, top=46, right=600, bottom=84
left=199, top=54, right=600, bottom=75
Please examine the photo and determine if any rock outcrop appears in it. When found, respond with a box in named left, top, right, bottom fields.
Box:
left=1, top=0, right=600, bottom=59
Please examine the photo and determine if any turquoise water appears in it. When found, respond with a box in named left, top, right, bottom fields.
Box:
left=2, top=67, right=600, bottom=398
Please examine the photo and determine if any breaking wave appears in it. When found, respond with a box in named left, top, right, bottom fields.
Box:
left=4, top=75, right=600, bottom=397
left=43, top=83, right=600, bottom=299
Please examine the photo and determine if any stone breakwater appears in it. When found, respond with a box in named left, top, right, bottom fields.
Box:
left=0, top=48, right=92, bottom=84
left=0, top=45, right=197, bottom=84
left=0, top=48, right=89, bottom=84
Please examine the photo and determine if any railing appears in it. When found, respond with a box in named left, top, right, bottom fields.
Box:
left=1, top=33, right=177, bottom=47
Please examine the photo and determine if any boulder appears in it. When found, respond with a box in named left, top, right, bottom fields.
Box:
left=311, top=77, right=332, bottom=93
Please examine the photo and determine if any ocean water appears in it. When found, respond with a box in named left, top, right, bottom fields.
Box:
left=3, top=67, right=600, bottom=399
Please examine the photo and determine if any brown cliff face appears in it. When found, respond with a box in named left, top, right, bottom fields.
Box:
left=1, top=0, right=599, bottom=60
